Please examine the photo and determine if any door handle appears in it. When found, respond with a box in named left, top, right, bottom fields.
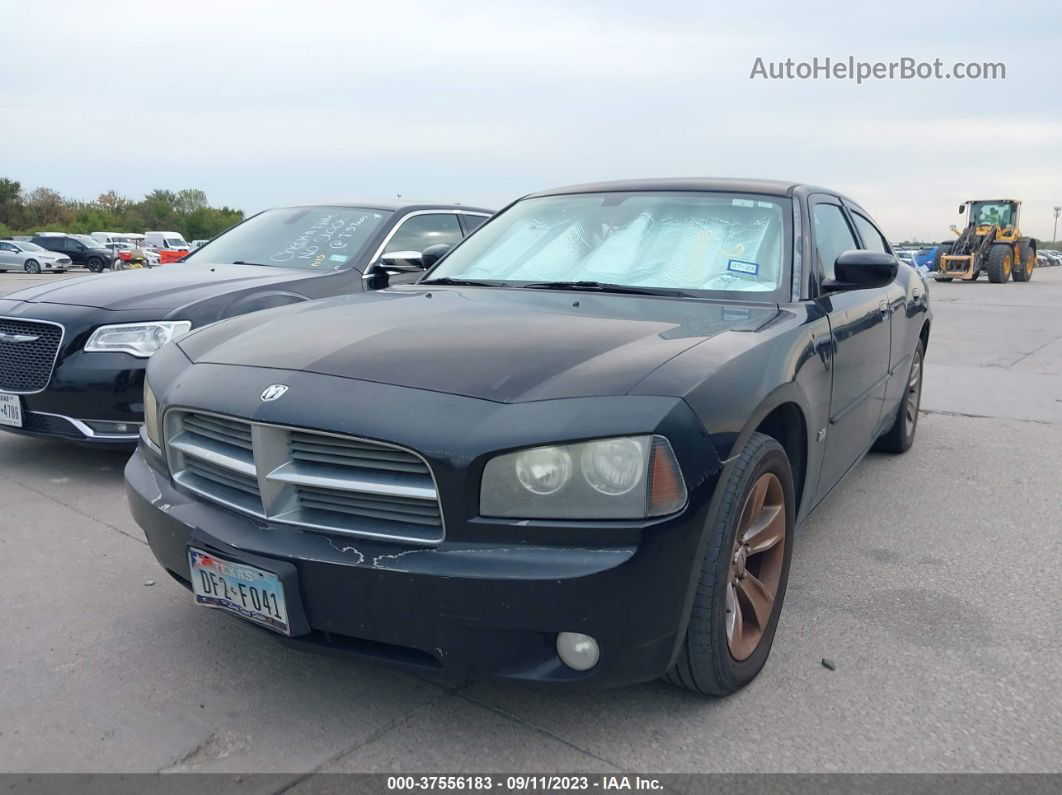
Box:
left=878, top=299, right=890, bottom=317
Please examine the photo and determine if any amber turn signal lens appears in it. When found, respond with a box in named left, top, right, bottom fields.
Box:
left=647, top=437, right=687, bottom=517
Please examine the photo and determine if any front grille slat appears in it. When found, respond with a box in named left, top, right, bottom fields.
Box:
left=0, top=318, right=64, bottom=393
left=167, top=412, right=443, bottom=544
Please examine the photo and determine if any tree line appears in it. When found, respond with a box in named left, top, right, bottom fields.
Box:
left=0, top=178, right=244, bottom=241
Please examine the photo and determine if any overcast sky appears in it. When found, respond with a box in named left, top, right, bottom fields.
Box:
left=5, top=0, right=1061, bottom=240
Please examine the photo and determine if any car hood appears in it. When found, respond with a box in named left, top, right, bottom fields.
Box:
left=0, top=262, right=310, bottom=311
left=177, top=286, right=778, bottom=403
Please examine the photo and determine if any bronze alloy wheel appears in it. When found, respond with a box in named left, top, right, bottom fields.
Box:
left=726, top=472, right=787, bottom=661
left=905, top=347, right=923, bottom=432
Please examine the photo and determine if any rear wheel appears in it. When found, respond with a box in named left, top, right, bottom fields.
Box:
left=24, top=259, right=41, bottom=274
left=665, top=432, right=794, bottom=696
left=874, top=339, right=924, bottom=453
left=986, top=245, right=1012, bottom=283
left=1013, top=243, right=1035, bottom=282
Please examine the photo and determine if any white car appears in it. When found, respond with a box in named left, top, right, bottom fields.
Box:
left=0, top=240, right=72, bottom=273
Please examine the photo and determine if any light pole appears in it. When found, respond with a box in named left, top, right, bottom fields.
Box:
left=1054, top=207, right=1060, bottom=243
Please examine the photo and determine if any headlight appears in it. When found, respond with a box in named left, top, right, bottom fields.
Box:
left=480, top=435, right=687, bottom=520
left=143, top=381, right=161, bottom=449
left=84, top=321, right=191, bottom=357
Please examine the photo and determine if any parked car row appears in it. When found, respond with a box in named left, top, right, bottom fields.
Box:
left=0, top=180, right=931, bottom=697
left=1037, top=249, right=1062, bottom=267
left=0, top=230, right=195, bottom=273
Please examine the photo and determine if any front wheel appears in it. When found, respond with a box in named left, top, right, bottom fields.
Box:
left=874, top=339, right=925, bottom=454
left=86, top=257, right=106, bottom=273
left=986, top=245, right=1012, bottom=283
left=24, top=259, right=41, bottom=274
left=665, top=432, right=794, bottom=696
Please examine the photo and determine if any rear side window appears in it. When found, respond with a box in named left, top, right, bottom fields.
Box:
left=384, top=214, right=463, bottom=255
left=851, top=212, right=889, bottom=253
left=460, top=214, right=489, bottom=234
left=812, top=204, right=858, bottom=280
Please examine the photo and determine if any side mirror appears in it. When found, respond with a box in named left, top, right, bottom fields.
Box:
left=420, top=243, right=452, bottom=268
left=822, top=250, right=898, bottom=292
left=378, top=250, right=424, bottom=272
left=958, top=203, right=966, bottom=214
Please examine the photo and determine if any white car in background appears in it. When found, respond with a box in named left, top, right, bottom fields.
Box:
left=0, top=240, right=72, bottom=273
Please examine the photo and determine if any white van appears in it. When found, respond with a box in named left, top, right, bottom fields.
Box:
left=91, top=232, right=145, bottom=246
left=144, top=231, right=190, bottom=251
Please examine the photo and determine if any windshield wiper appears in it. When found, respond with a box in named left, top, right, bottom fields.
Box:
left=419, top=277, right=497, bottom=287
left=518, top=281, right=682, bottom=297
left=231, top=260, right=271, bottom=267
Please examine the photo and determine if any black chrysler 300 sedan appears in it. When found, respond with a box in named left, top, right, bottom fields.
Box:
left=0, top=203, right=490, bottom=445
left=126, top=179, right=930, bottom=694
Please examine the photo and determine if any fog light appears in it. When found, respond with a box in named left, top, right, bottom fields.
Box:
left=556, top=632, right=599, bottom=671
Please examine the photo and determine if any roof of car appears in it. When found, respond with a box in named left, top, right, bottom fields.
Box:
left=526, top=178, right=815, bottom=199
left=269, top=202, right=494, bottom=214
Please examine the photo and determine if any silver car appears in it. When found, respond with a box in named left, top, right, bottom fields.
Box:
left=0, top=240, right=72, bottom=273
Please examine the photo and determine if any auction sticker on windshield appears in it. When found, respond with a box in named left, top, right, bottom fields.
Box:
left=0, top=393, right=22, bottom=428
left=188, top=548, right=290, bottom=634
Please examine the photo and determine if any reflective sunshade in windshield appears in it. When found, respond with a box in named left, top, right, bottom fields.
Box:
left=430, top=192, right=790, bottom=296
left=183, top=206, right=390, bottom=270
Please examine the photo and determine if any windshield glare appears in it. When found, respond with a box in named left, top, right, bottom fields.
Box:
left=18, top=242, right=45, bottom=252
left=430, top=192, right=789, bottom=296
left=182, top=206, right=390, bottom=269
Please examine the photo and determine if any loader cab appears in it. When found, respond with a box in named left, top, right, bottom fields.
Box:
left=962, top=200, right=1020, bottom=232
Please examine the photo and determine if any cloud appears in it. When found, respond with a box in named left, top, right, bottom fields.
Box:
left=4, top=0, right=1060, bottom=239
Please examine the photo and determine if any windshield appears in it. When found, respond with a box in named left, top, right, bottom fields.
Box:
left=17, top=241, right=45, bottom=252
left=970, top=201, right=1015, bottom=227
left=73, top=235, right=105, bottom=248
left=164, top=238, right=188, bottom=248
left=428, top=192, right=789, bottom=297
left=182, top=206, right=390, bottom=269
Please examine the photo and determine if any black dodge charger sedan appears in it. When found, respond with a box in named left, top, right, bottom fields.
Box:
left=126, top=179, right=930, bottom=694
left=0, top=203, right=490, bottom=445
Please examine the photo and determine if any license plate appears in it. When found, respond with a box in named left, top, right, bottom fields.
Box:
left=0, top=393, right=22, bottom=428
left=188, top=547, right=290, bottom=635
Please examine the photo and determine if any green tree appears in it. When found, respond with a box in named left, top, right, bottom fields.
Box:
left=0, top=178, right=20, bottom=204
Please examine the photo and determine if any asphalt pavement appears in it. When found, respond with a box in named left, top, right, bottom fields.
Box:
left=0, top=266, right=1060, bottom=776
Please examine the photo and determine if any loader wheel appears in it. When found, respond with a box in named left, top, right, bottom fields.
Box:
left=1013, top=244, right=1035, bottom=282
left=985, top=245, right=1012, bottom=283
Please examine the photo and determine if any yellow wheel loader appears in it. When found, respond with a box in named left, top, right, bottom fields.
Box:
left=933, top=199, right=1037, bottom=283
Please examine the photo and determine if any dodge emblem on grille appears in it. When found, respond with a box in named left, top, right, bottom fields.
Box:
left=0, top=332, right=40, bottom=343
left=260, top=384, right=289, bottom=402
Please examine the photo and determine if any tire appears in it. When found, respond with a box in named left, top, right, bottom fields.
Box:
left=23, top=259, right=41, bottom=274
left=985, top=245, right=1012, bottom=283
left=933, top=275, right=953, bottom=282
left=1013, top=242, right=1035, bottom=282
left=86, top=257, right=105, bottom=273
left=874, top=339, right=925, bottom=454
left=931, top=242, right=952, bottom=274
left=665, top=432, right=794, bottom=696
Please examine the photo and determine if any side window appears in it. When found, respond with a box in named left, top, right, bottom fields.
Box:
left=812, top=203, right=859, bottom=280
left=65, top=239, right=84, bottom=253
left=851, top=212, right=888, bottom=253
left=384, top=214, right=463, bottom=256
left=0, top=242, right=15, bottom=252
left=460, top=214, right=489, bottom=235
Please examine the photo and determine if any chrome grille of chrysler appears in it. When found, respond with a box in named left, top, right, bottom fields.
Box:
left=166, top=411, right=443, bottom=544
left=0, top=318, right=64, bottom=393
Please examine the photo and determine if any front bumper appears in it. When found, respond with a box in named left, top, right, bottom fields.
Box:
left=126, top=447, right=715, bottom=687
left=1, top=349, right=146, bottom=446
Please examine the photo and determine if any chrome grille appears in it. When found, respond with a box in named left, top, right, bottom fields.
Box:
left=166, top=411, right=443, bottom=544
left=0, top=317, right=64, bottom=393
